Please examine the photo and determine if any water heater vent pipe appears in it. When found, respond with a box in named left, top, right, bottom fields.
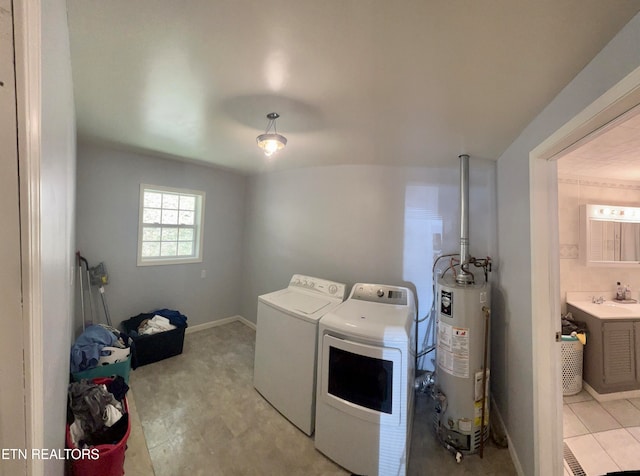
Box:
left=456, top=154, right=474, bottom=285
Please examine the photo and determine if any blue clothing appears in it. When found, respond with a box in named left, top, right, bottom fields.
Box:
left=70, top=325, right=118, bottom=373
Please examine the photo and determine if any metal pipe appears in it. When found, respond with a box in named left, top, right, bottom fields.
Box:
left=479, top=305, right=491, bottom=458
left=456, top=154, right=474, bottom=285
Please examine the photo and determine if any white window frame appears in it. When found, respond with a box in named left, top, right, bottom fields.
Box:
left=137, top=184, right=206, bottom=266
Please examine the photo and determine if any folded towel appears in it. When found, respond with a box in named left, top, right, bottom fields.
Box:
left=138, top=315, right=177, bottom=335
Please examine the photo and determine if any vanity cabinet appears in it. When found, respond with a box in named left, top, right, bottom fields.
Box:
left=602, top=321, right=636, bottom=387
left=567, top=305, right=640, bottom=394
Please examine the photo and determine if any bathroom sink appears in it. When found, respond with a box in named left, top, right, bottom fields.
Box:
left=601, top=301, right=632, bottom=308
left=566, top=300, right=640, bottom=319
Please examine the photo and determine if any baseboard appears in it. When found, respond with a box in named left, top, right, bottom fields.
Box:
left=185, top=315, right=256, bottom=334
left=236, top=315, right=256, bottom=330
left=583, top=381, right=640, bottom=402
left=491, top=401, right=525, bottom=476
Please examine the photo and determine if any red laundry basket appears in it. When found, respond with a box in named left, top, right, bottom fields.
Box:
left=66, top=378, right=131, bottom=476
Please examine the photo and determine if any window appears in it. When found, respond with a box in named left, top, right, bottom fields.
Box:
left=137, top=184, right=205, bottom=266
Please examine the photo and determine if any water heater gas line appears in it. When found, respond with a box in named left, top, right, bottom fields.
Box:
left=456, top=154, right=474, bottom=285
left=479, top=305, right=491, bottom=459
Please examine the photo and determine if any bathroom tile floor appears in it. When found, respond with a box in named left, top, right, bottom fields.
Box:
left=124, top=320, right=517, bottom=475
left=563, top=390, right=640, bottom=475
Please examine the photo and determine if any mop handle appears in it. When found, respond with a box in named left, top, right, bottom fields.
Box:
left=76, top=252, right=96, bottom=323
left=76, top=252, right=86, bottom=331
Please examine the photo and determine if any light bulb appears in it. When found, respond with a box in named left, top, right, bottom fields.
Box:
left=264, top=140, right=279, bottom=156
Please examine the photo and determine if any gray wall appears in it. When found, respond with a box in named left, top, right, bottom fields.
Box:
left=241, top=163, right=497, bottom=364
left=496, top=12, right=640, bottom=476
left=76, top=141, right=246, bottom=330
left=41, top=0, right=77, bottom=473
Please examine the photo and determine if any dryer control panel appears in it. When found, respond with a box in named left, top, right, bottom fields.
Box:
left=350, top=283, right=408, bottom=306
left=288, top=274, right=346, bottom=299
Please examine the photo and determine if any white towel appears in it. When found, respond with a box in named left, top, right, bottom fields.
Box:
left=139, top=315, right=177, bottom=335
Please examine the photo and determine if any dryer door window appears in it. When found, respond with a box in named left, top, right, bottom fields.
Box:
left=320, top=334, right=402, bottom=425
left=328, top=346, right=393, bottom=414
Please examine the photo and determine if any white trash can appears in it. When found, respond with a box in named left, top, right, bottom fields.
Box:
left=561, top=335, right=583, bottom=396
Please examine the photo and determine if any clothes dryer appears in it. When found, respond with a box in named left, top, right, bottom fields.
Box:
left=315, top=283, right=416, bottom=476
left=253, top=274, right=346, bottom=435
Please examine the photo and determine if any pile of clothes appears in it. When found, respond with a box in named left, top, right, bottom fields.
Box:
left=70, top=325, right=130, bottom=373
left=127, top=308, right=188, bottom=337
left=562, top=312, right=588, bottom=344
left=67, top=376, right=129, bottom=448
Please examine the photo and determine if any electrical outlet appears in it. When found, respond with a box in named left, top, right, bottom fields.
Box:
left=201, top=270, right=206, bottom=279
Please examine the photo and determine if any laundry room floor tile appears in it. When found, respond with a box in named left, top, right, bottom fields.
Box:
left=128, top=320, right=517, bottom=475
left=122, top=389, right=155, bottom=476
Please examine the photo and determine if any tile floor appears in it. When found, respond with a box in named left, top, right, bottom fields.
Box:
left=563, top=390, right=640, bottom=475
left=123, top=320, right=517, bottom=475
left=122, top=389, right=155, bottom=475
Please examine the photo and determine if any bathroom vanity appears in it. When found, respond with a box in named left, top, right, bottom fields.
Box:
left=567, top=299, right=640, bottom=394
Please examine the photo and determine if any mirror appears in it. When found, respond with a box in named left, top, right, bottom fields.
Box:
left=580, top=204, right=640, bottom=266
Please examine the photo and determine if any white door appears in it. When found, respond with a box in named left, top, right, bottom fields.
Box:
left=0, top=1, right=27, bottom=474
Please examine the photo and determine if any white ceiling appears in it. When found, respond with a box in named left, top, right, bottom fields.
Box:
left=66, top=1, right=640, bottom=175
left=557, top=106, right=640, bottom=181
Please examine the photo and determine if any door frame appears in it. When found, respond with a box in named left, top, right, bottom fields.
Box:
left=529, top=65, right=640, bottom=476
left=14, top=1, right=44, bottom=474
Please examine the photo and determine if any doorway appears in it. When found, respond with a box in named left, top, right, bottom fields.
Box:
left=555, top=105, right=640, bottom=474
left=530, top=67, right=640, bottom=476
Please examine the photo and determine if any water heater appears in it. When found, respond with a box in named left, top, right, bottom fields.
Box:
left=435, top=275, right=490, bottom=454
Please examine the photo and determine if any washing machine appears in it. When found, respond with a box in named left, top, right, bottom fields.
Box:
left=315, top=283, right=416, bottom=476
left=253, top=274, right=346, bottom=435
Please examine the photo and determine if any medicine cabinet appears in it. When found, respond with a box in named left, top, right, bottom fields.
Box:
left=580, top=204, right=640, bottom=267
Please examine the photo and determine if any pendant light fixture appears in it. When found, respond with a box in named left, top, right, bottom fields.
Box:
left=256, top=112, right=287, bottom=156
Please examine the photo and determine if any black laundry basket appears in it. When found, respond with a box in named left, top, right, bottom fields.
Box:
left=121, top=312, right=187, bottom=368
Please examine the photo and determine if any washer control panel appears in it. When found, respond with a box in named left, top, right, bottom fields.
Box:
left=351, top=283, right=408, bottom=306
left=288, top=274, right=346, bottom=299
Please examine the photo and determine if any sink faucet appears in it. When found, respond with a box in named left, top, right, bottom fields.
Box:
left=592, top=296, right=605, bottom=304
